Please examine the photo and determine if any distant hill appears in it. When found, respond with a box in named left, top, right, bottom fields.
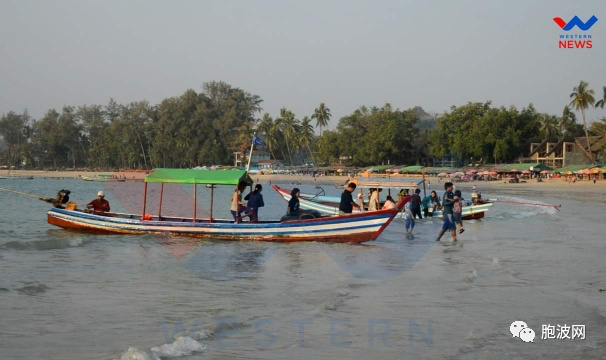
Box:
left=412, top=106, right=437, bottom=129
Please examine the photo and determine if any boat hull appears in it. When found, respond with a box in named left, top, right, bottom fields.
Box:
left=47, top=207, right=403, bottom=244
left=273, top=185, right=492, bottom=220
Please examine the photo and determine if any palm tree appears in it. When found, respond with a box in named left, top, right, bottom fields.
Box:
left=279, top=108, right=296, bottom=165
left=595, top=86, right=606, bottom=109
left=570, top=80, right=596, bottom=164
left=311, top=103, right=331, bottom=136
left=258, top=113, right=278, bottom=160
left=299, top=116, right=316, bottom=165
left=539, top=114, right=560, bottom=138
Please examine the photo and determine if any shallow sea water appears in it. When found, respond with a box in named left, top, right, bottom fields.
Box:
left=0, top=179, right=605, bottom=359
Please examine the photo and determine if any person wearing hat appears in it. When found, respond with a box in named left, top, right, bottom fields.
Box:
left=87, top=191, right=111, bottom=212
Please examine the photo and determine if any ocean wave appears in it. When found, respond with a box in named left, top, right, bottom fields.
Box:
left=150, top=336, right=206, bottom=358
left=0, top=238, right=89, bottom=251
left=15, top=283, right=49, bottom=296
left=118, top=332, right=211, bottom=360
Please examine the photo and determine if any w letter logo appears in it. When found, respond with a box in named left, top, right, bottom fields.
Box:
left=553, top=16, right=598, bottom=31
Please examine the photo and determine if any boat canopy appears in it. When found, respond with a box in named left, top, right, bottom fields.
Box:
left=145, top=168, right=254, bottom=185
left=348, top=177, right=424, bottom=189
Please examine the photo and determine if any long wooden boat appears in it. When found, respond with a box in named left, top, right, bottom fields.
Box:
left=272, top=185, right=493, bottom=220
left=82, top=174, right=126, bottom=182
left=48, top=169, right=409, bottom=243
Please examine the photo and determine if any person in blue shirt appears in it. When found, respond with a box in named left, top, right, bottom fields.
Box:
left=244, top=184, right=265, bottom=223
left=436, top=182, right=458, bottom=242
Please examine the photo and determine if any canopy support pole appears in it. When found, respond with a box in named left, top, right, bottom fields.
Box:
left=158, top=183, right=164, bottom=219
left=210, top=185, right=214, bottom=223
left=193, top=184, right=197, bottom=222
left=142, top=182, right=148, bottom=219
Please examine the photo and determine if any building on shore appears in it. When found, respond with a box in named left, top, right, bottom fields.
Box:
left=519, top=136, right=605, bottom=168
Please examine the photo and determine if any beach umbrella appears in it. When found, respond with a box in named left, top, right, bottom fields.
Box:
left=565, top=171, right=573, bottom=175
left=592, top=168, right=603, bottom=173
left=510, top=169, right=520, bottom=173
left=438, top=172, right=448, bottom=177
left=540, top=170, right=549, bottom=174
left=521, top=170, right=530, bottom=174
left=489, top=171, right=497, bottom=175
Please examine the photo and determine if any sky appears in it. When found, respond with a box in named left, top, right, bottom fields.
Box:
left=1, top=0, right=605, bottom=129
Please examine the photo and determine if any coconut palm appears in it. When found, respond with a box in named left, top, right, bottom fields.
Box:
left=539, top=114, right=560, bottom=138
left=279, top=108, right=297, bottom=165
left=311, top=103, right=331, bottom=136
left=595, top=86, right=606, bottom=109
left=570, top=80, right=596, bottom=164
left=299, top=116, right=316, bottom=165
left=257, top=113, right=278, bottom=160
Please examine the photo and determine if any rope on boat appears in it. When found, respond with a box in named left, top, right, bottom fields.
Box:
left=495, top=200, right=561, bottom=211
left=0, top=186, right=83, bottom=207
left=0, top=186, right=46, bottom=199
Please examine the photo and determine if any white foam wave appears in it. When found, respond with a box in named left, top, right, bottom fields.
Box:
left=150, top=336, right=206, bottom=358
left=119, top=347, right=156, bottom=360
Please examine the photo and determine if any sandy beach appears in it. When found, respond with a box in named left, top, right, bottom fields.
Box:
left=4, top=169, right=605, bottom=193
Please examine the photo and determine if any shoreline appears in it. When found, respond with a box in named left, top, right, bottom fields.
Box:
left=3, top=169, right=605, bottom=192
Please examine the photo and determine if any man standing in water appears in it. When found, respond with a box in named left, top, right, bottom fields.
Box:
left=339, top=182, right=358, bottom=215
left=436, top=182, right=457, bottom=242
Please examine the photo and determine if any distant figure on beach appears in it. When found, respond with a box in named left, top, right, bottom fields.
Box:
left=87, top=191, right=110, bottom=212
left=453, top=189, right=465, bottom=234
left=593, top=174, right=597, bottom=184
left=287, top=188, right=300, bottom=215
left=368, top=188, right=381, bottom=211
left=339, top=182, right=358, bottom=215
left=436, top=182, right=457, bottom=242
left=230, top=181, right=247, bottom=223
left=410, top=189, right=423, bottom=219
left=404, top=201, right=414, bottom=234
left=244, top=184, right=264, bottom=223
left=382, top=195, right=396, bottom=210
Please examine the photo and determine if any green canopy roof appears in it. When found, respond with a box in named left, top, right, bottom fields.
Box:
left=145, top=168, right=253, bottom=185
left=553, top=164, right=597, bottom=173
left=400, top=165, right=424, bottom=172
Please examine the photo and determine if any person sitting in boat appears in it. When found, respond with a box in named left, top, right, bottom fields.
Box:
left=40, top=189, right=71, bottom=208
left=244, top=184, right=264, bottom=223
left=287, top=188, right=301, bottom=215
left=426, top=190, right=441, bottom=218
left=230, top=181, right=247, bottom=223
left=382, top=195, right=397, bottom=210
left=339, top=182, right=358, bottom=215
left=87, top=191, right=110, bottom=212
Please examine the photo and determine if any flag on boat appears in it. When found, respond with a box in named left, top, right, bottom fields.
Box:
left=253, top=135, right=266, bottom=146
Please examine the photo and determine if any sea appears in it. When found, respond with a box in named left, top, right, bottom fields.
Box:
left=0, top=178, right=605, bottom=359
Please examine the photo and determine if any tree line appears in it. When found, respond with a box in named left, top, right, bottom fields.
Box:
left=1, top=81, right=605, bottom=170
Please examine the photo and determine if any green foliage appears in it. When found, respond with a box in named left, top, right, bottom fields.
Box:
left=315, top=104, right=419, bottom=166
left=428, top=102, right=542, bottom=164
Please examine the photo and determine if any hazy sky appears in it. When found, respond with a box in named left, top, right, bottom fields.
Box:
left=1, top=0, right=605, bottom=128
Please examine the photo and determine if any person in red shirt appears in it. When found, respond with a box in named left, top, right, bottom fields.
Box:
left=87, top=191, right=110, bottom=212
